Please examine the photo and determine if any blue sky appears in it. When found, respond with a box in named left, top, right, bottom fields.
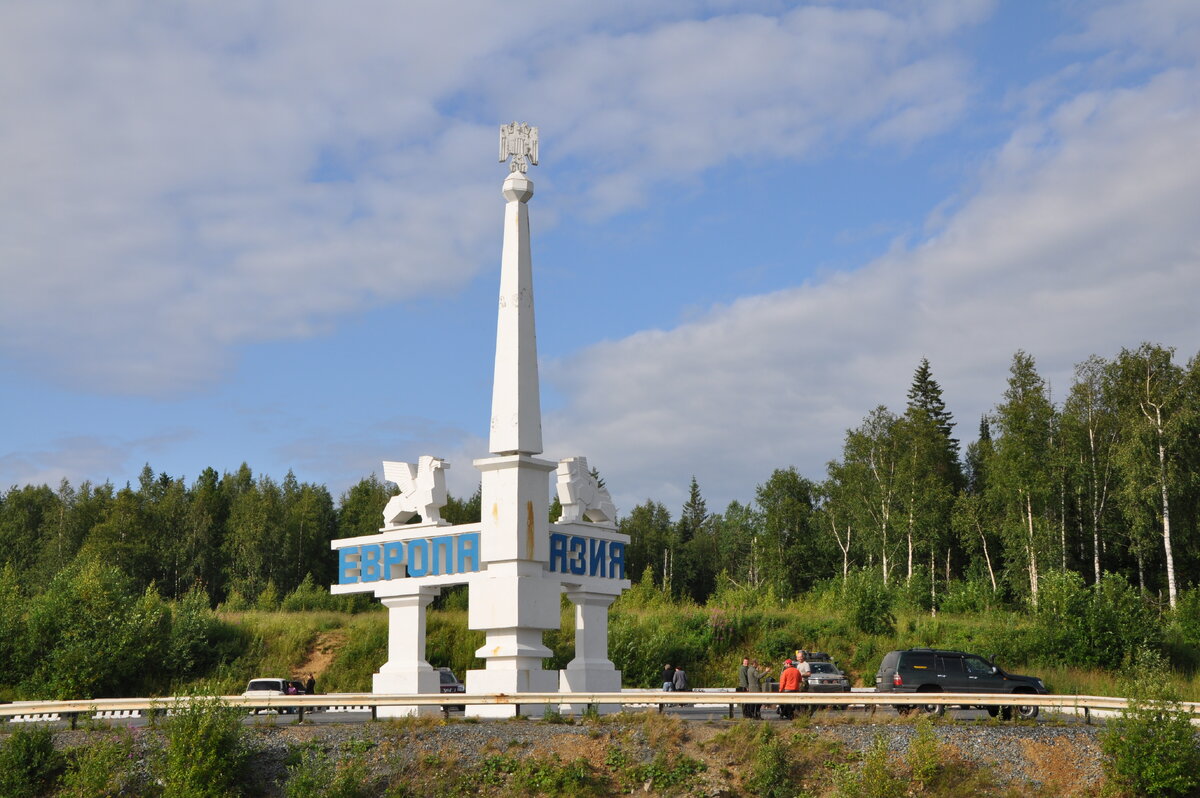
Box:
left=3, top=1, right=1199, bottom=514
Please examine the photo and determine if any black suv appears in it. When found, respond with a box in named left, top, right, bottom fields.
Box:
left=874, top=648, right=1048, bottom=719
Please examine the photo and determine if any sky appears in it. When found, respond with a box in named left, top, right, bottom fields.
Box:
left=2, top=0, right=1199, bottom=516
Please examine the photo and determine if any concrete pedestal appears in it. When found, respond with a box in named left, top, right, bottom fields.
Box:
left=466, top=560, right=561, bottom=718
left=559, top=589, right=622, bottom=713
left=372, top=590, right=442, bottom=717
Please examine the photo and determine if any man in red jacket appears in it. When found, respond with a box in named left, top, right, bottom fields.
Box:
left=778, top=658, right=801, bottom=719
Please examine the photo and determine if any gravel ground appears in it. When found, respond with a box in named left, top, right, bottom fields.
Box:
left=50, top=714, right=1107, bottom=795
left=805, top=720, right=1105, bottom=792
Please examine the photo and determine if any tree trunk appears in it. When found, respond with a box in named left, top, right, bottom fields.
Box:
left=929, top=548, right=936, bottom=615
left=1060, top=481, right=1067, bottom=572
left=906, top=498, right=915, bottom=584
left=1155, top=409, right=1177, bottom=608
left=1026, top=493, right=1039, bottom=608
left=979, top=529, right=997, bottom=592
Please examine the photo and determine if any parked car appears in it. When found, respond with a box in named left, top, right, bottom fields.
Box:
left=437, top=667, right=466, bottom=711
left=243, top=678, right=306, bottom=713
left=806, top=660, right=852, bottom=694
left=874, top=648, right=1048, bottom=719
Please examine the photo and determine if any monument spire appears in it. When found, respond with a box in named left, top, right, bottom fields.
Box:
left=490, top=122, right=542, bottom=456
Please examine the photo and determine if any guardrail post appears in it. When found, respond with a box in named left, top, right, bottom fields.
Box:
left=1084, top=707, right=1091, bottom=726
left=297, top=706, right=305, bottom=723
left=657, top=700, right=664, bottom=714
left=371, top=705, right=377, bottom=722
left=727, top=702, right=734, bottom=719
left=68, top=712, right=78, bottom=730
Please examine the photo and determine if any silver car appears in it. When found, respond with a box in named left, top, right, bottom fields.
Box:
left=806, top=661, right=851, bottom=693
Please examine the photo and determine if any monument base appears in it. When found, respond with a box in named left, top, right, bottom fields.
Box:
left=559, top=666, right=622, bottom=715
left=465, top=667, right=559, bottom=718
left=372, top=668, right=442, bottom=718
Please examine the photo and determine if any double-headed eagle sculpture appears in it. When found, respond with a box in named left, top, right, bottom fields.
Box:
left=499, top=121, right=538, bottom=173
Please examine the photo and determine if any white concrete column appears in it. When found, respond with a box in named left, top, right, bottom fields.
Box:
left=466, top=167, right=561, bottom=718
left=489, top=171, right=542, bottom=457
left=559, top=589, right=622, bottom=713
left=372, top=588, right=442, bottom=717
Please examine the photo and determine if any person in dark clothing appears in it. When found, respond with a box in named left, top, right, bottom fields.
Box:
left=747, top=659, right=770, bottom=719
left=737, top=657, right=751, bottom=717
left=672, top=666, right=689, bottom=693
left=661, top=664, right=676, bottom=691
left=305, top=673, right=316, bottom=695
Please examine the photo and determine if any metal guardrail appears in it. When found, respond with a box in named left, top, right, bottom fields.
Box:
left=1, top=690, right=1184, bottom=727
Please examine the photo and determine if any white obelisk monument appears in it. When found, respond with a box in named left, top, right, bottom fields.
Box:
left=329, top=123, right=628, bottom=718
left=466, top=123, right=562, bottom=716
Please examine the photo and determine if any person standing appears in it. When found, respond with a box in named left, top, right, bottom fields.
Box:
left=305, top=673, right=316, bottom=695
left=661, top=663, right=676, bottom=692
left=795, top=651, right=811, bottom=692
left=737, top=657, right=751, bottom=718
left=778, top=658, right=801, bottom=719
left=672, top=666, right=689, bottom=693
left=747, top=659, right=770, bottom=719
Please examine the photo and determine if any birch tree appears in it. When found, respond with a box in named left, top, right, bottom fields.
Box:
left=1061, top=356, right=1120, bottom=585
left=830, top=406, right=903, bottom=585
left=991, top=351, right=1056, bottom=608
left=1110, top=344, right=1192, bottom=608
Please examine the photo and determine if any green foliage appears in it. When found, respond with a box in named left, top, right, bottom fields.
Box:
left=1031, top=571, right=1161, bottom=668
left=844, top=569, right=896, bottom=636
left=425, top=610, right=484, bottom=677
left=59, top=733, right=134, bottom=797
left=831, top=734, right=904, bottom=798
left=477, top=753, right=599, bottom=796
left=746, top=724, right=793, bottom=798
left=0, top=564, right=25, bottom=678
left=20, top=560, right=171, bottom=698
left=319, top=613, right=388, bottom=693
left=907, top=717, right=943, bottom=790
left=608, top=606, right=716, bottom=687
left=627, top=752, right=706, bottom=792
left=937, top=573, right=1002, bottom=615
left=0, top=725, right=64, bottom=797
left=285, top=746, right=369, bottom=798
left=1101, top=649, right=1200, bottom=797
left=159, top=695, right=247, bottom=798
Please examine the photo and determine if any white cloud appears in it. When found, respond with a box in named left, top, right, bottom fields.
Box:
left=0, top=1, right=985, bottom=395
left=544, top=67, right=1200, bottom=513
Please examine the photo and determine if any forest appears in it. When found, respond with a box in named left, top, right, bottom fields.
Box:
left=2, top=341, right=1199, bottom=700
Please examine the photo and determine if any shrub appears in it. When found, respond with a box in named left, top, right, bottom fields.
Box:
left=1032, top=571, right=1163, bottom=669
left=168, top=586, right=234, bottom=680
left=281, top=574, right=370, bottom=614
left=59, top=733, right=134, bottom=797
left=746, top=724, right=792, bottom=798
left=906, top=717, right=942, bottom=790
left=938, top=573, right=1003, bottom=615
left=159, top=695, right=247, bottom=798
left=286, top=746, right=369, bottom=798
left=1101, top=649, right=1200, bottom=797
left=831, top=734, right=904, bottom=798
left=0, top=725, right=64, bottom=797
left=19, top=560, right=171, bottom=698
left=843, top=569, right=895, bottom=636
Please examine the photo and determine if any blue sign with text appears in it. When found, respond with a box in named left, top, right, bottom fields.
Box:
left=548, top=532, right=626, bottom=580
left=338, top=532, right=481, bottom=584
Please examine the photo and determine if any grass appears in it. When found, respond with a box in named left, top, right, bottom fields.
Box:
left=168, top=595, right=1196, bottom=706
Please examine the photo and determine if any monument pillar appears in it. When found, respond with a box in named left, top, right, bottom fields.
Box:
left=372, top=586, right=442, bottom=717
left=467, top=132, right=562, bottom=717
left=558, top=588, right=621, bottom=712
